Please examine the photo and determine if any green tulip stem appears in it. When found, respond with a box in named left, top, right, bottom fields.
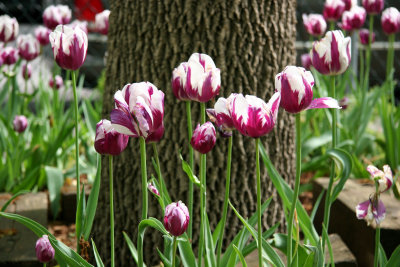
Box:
left=140, top=137, right=148, bottom=220
left=374, top=226, right=381, bottom=267
left=186, top=101, right=194, bottom=240
left=109, top=155, right=115, bottom=267
left=172, top=236, right=178, bottom=267
left=364, top=14, right=374, bottom=92
left=255, top=138, right=263, bottom=267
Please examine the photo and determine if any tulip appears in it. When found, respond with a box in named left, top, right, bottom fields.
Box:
left=381, top=7, right=400, bottom=35
left=231, top=92, right=281, bottom=138
left=323, top=0, right=346, bottom=22
left=17, top=34, right=40, bottom=61
left=95, top=10, right=110, bottom=35
left=22, top=63, right=32, bottom=80
left=339, top=6, right=367, bottom=31
left=339, top=96, right=349, bottom=109
left=148, top=182, right=160, bottom=196
left=35, top=26, right=51, bottom=46
left=342, top=0, right=353, bottom=11
left=0, top=15, right=19, bottom=43
left=110, top=82, right=165, bottom=141
left=13, top=115, right=28, bottom=133
left=362, top=0, right=384, bottom=15
left=49, top=75, right=63, bottom=90
left=35, top=235, right=55, bottom=263
left=302, top=14, right=327, bottom=37
left=206, top=94, right=236, bottom=137
left=68, top=20, right=88, bottom=34
left=301, top=53, right=312, bottom=70
left=0, top=47, right=19, bottom=65
left=190, top=122, right=217, bottom=154
left=311, top=30, right=351, bottom=76
left=49, top=25, right=88, bottom=70
left=94, top=119, right=129, bottom=156
left=164, top=201, right=190, bottom=236
left=171, top=62, right=190, bottom=101
left=359, top=28, right=375, bottom=45
left=43, top=5, right=72, bottom=30
left=366, top=165, right=393, bottom=193
left=356, top=194, right=386, bottom=225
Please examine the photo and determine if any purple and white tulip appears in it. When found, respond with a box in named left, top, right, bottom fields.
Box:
left=49, top=25, right=88, bottom=70
left=110, top=82, right=165, bottom=142
left=342, top=0, right=354, bottom=11
left=206, top=94, right=236, bottom=137
left=0, top=47, right=19, bottom=65
left=231, top=92, right=281, bottom=138
left=381, top=7, right=400, bottom=35
left=359, top=28, right=375, bottom=45
left=302, top=14, right=327, bottom=37
left=367, top=165, right=393, bottom=193
left=95, top=10, right=110, bottom=35
left=362, top=0, right=384, bottom=15
left=323, top=0, right=346, bottom=22
left=190, top=122, right=217, bottom=154
left=171, top=62, right=190, bottom=101
left=43, top=5, right=72, bottom=30
left=35, top=235, right=55, bottom=263
left=164, top=201, right=190, bottom=237
left=311, top=30, right=351, bottom=76
left=94, top=119, right=129, bottom=156
left=339, top=6, right=366, bottom=31
left=0, top=15, right=19, bottom=43
left=356, top=195, right=386, bottom=225
left=68, top=20, right=88, bottom=35
left=17, top=34, right=40, bottom=61
left=35, top=26, right=51, bottom=46
left=22, top=63, right=32, bottom=80
left=49, top=75, right=63, bottom=90
left=148, top=182, right=160, bottom=196
left=301, top=53, right=312, bottom=70
left=13, top=115, right=28, bottom=133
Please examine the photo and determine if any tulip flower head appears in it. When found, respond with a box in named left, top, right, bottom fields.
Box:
left=206, top=94, right=236, bottom=137
left=35, top=26, right=51, bottom=46
left=22, top=63, right=32, bottom=80
left=49, top=75, right=63, bottom=90
left=95, top=10, right=110, bottom=35
left=362, top=0, right=384, bottom=15
left=172, top=62, right=190, bottom=101
left=323, top=0, right=346, bottom=22
left=339, top=6, right=366, bottom=31
left=17, top=34, right=40, bottom=61
left=1, top=47, right=19, bottom=65
left=359, top=28, right=375, bottom=45
left=43, top=5, right=72, bottom=30
left=356, top=194, right=386, bottom=225
left=164, top=201, right=190, bottom=237
left=190, top=122, right=217, bottom=154
left=148, top=182, right=160, bottom=196
left=311, top=30, right=351, bottom=76
left=381, top=7, right=400, bottom=35
left=94, top=119, right=129, bottom=156
left=301, top=53, right=312, bottom=70
left=111, top=82, right=165, bottom=142
left=367, top=165, right=393, bottom=193
left=0, top=15, right=19, bottom=43
left=302, top=14, right=327, bottom=37
left=13, top=115, right=28, bottom=133
left=35, top=235, right=55, bottom=263
left=68, top=20, right=88, bottom=34
left=49, top=25, right=88, bottom=70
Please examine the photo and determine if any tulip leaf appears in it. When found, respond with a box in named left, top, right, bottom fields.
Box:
left=386, top=244, right=400, bottom=267
left=91, top=239, right=105, bottom=267
left=232, top=245, right=247, bottom=267
left=178, top=233, right=197, bottom=267
left=204, top=215, right=217, bottom=267
left=242, top=222, right=280, bottom=257
left=1, top=190, right=30, bottom=212
left=327, top=148, right=352, bottom=204
left=378, top=243, right=388, bottom=266
left=212, top=218, right=223, bottom=246
left=75, top=185, right=86, bottom=242
left=157, top=248, right=172, bottom=267
left=179, top=153, right=200, bottom=186
left=45, top=166, right=64, bottom=218
left=123, top=231, right=146, bottom=266
left=270, top=234, right=312, bottom=266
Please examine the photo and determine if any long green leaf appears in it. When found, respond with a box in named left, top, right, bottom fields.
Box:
left=212, top=218, right=223, bottom=247
left=327, top=148, right=352, bottom=203
left=91, top=239, right=105, bottom=267
left=122, top=231, right=145, bottom=266
left=179, top=153, right=200, bottom=186
left=270, top=233, right=310, bottom=266
left=45, top=166, right=64, bottom=218
left=233, top=245, right=247, bottom=267
left=386, top=244, right=400, bottom=267
left=242, top=222, right=280, bottom=257
left=178, top=233, right=197, bottom=267
left=1, top=190, right=30, bottom=212
left=204, top=215, right=217, bottom=267
left=76, top=185, right=85, bottom=241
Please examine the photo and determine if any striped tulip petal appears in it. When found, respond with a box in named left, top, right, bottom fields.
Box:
left=356, top=196, right=386, bottom=225
left=306, top=97, right=341, bottom=110
left=366, top=164, right=393, bottom=193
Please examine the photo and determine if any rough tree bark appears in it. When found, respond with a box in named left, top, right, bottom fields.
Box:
left=92, top=0, right=297, bottom=266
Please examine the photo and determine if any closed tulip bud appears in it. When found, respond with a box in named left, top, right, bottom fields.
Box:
left=356, top=194, right=386, bottom=225
left=302, top=14, right=327, bottom=37
left=206, top=94, right=236, bottom=137
left=190, top=122, right=216, bottom=154
left=171, top=62, right=190, bottom=101
left=35, top=235, right=55, bottom=263
left=367, top=165, right=393, bottom=193
left=359, top=28, right=375, bottom=45
left=339, top=6, right=366, bottom=31
left=381, top=8, right=400, bottom=35
left=68, top=20, right=88, bottom=35
left=231, top=92, right=281, bottom=138
left=111, top=82, right=165, bottom=141
left=22, top=63, right=32, bottom=80
left=35, top=26, right=51, bottom=46
left=50, top=25, right=88, bottom=70
left=13, top=115, right=28, bottom=133
left=94, top=119, right=129, bottom=156
left=362, top=0, right=384, bottom=15
left=43, top=5, right=71, bottom=30
left=301, top=53, right=312, bottom=70
left=311, top=30, right=351, bottom=76
left=1, top=47, right=19, bottom=65
left=323, top=0, right=346, bottom=22
left=95, top=10, right=110, bottom=35
left=17, top=34, right=40, bottom=61
left=49, top=75, right=63, bottom=90
left=148, top=182, right=160, bottom=196
left=164, top=201, right=190, bottom=237
left=0, top=15, right=19, bottom=43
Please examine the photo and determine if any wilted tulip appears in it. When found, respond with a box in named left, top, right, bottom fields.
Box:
left=17, top=34, right=40, bottom=61
left=35, top=26, right=51, bottom=46
left=95, top=10, right=110, bottom=35
left=164, top=201, right=190, bottom=237
left=0, top=47, right=19, bottom=65
left=359, top=28, right=375, bottom=45
left=381, top=7, right=400, bottom=35
left=35, top=235, right=55, bottom=263
left=190, top=122, right=217, bottom=154
left=49, top=25, right=88, bottom=70
left=68, top=20, right=88, bottom=34
left=0, top=15, right=19, bottom=43
left=13, top=115, right=28, bottom=133
left=206, top=94, right=236, bottom=137
left=49, top=75, right=63, bottom=90
left=366, top=165, right=393, bottom=193
left=94, top=119, right=129, bottom=156
left=22, top=63, right=32, bottom=80
left=148, top=182, right=160, bottom=196
left=301, top=53, right=312, bottom=70
left=339, top=6, right=366, bottom=31
left=302, top=14, right=327, bottom=37
left=362, top=0, right=384, bottom=15
left=311, top=30, right=351, bottom=76
left=43, top=5, right=72, bottom=30
left=231, top=92, right=280, bottom=138
left=111, top=82, right=165, bottom=141
left=356, top=194, right=386, bottom=225
left=323, top=0, right=346, bottom=22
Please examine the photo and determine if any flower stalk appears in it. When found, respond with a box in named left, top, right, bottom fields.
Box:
left=140, top=137, right=148, bottom=220
left=109, top=155, right=115, bottom=267
left=186, top=101, right=194, bottom=240
left=255, top=138, right=262, bottom=267
left=172, top=236, right=178, bottom=267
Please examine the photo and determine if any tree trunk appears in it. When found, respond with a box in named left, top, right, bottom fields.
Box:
left=92, top=0, right=297, bottom=266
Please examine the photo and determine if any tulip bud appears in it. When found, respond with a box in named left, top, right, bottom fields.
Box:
left=95, top=10, right=110, bottom=35
left=68, top=20, right=88, bottom=35
left=13, top=115, right=28, bottom=133
left=164, top=201, right=190, bottom=237
left=323, top=0, right=346, bottom=22
left=49, top=75, right=63, bottom=90
left=206, top=94, right=236, bottom=137
left=0, top=15, right=19, bottom=43
left=339, top=6, right=366, bottom=31
left=302, top=14, right=327, bottom=37
left=43, top=5, right=72, bottom=30
left=35, top=235, right=55, bottom=263
left=22, top=63, right=32, bottom=80
left=301, top=53, right=312, bottom=70
left=381, top=7, right=400, bottom=35
left=362, top=0, right=384, bottom=15
left=17, top=34, right=40, bottom=61
left=359, top=28, right=375, bottom=45
left=35, top=26, right=51, bottom=46
left=190, top=122, right=216, bottom=154
left=148, top=182, right=160, bottom=196
left=311, top=30, right=351, bottom=76
left=95, top=119, right=129, bottom=156
left=0, top=47, right=19, bottom=65
left=49, top=25, right=88, bottom=70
